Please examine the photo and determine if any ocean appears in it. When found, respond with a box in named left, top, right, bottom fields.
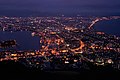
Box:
left=93, top=19, right=120, bottom=36
left=0, top=31, right=40, bottom=51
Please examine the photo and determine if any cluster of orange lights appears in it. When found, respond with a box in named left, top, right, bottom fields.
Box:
left=96, top=32, right=105, bottom=35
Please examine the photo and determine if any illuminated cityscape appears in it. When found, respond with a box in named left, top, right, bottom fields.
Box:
left=0, top=0, right=120, bottom=79
left=0, top=16, right=120, bottom=72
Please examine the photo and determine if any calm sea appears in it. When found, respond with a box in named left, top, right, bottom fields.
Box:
left=93, top=19, right=120, bottom=36
left=0, top=31, right=40, bottom=51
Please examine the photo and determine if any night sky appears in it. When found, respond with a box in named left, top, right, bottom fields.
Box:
left=0, top=0, right=120, bottom=16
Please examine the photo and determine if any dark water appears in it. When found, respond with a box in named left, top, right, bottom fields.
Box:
left=0, top=31, right=40, bottom=50
left=94, top=19, right=120, bottom=36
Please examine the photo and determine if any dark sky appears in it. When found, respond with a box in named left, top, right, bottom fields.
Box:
left=0, top=0, right=120, bottom=16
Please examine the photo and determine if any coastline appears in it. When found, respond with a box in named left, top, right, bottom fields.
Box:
left=93, top=19, right=120, bottom=36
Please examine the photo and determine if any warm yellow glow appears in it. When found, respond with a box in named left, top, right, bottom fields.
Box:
left=61, top=50, right=68, bottom=53
left=11, top=54, right=17, bottom=56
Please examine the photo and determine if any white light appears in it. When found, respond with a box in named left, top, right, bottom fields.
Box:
left=74, top=59, right=78, bottom=62
left=79, top=51, right=83, bottom=54
left=65, top=61, right=69, bottom=64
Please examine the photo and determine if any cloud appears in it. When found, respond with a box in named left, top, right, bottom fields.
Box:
left=0, top=0, right=119, bottom=16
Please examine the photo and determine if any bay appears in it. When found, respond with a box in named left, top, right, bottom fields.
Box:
left=0, top=31, right=40, bottom=51
left=94, top=19, right=120, bottom=36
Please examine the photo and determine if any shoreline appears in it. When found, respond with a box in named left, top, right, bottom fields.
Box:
left=93, top=19, right=120, bottom=36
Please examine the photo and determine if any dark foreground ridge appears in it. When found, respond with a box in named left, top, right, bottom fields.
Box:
left=0, top=60, right=119, bottom=80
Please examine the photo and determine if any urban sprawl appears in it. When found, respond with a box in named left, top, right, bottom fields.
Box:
left=0, top=16, right=120, bottom=71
